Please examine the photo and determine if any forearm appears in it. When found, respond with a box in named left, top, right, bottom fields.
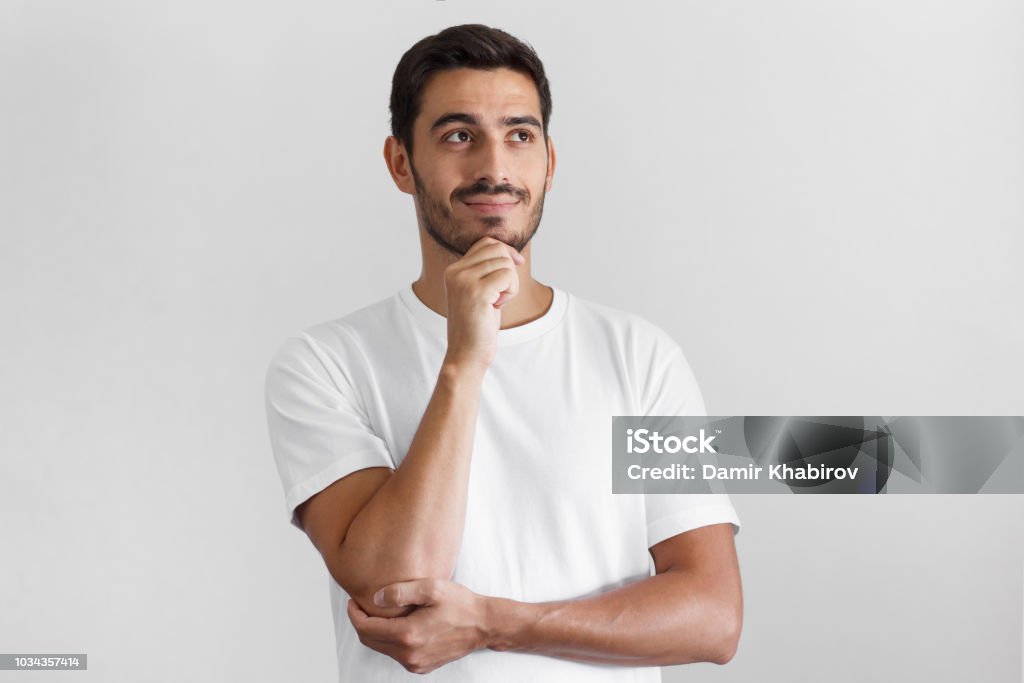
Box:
left=484, top=569, right=741, bottom=667
left=336, top=360, right=485, bottom=609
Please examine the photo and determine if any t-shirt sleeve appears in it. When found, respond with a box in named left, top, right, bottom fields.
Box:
left=639, top=336, right=741, bottom=547
left=264, top=333, right=395, bottom=531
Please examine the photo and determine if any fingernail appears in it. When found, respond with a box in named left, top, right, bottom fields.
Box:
left=373, top=590, right=385, bottom=606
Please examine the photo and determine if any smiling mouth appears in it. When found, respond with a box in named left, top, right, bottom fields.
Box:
left=462, top=200, right=520, bottom=214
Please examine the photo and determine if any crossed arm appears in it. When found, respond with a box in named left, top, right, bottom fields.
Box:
left=345, top=523, right=742, bottom=674
left=295, top=360, right=742, bottom=673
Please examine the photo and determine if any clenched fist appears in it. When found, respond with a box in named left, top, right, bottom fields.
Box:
left=442, top=237, right=525, bottom=371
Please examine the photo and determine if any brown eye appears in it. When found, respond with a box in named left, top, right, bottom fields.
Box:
left=443, top=130, right=471, bottom=143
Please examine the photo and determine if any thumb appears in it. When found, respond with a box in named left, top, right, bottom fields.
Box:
left=373, top=579, right=437, bottom=608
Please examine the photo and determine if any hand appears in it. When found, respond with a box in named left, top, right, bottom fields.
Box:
left=442, top=237, right=525, bottom=371
left=347, top=577, right=491, bottom=674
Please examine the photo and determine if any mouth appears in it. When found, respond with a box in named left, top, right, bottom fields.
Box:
left=461, top=199, right=520, bottom=215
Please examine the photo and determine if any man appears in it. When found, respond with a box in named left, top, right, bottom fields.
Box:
left=264, top=23, right=742, bottom=682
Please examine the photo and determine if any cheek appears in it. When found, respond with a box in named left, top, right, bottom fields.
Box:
left=422, top=177, right=459, bottom=207
left=529, top=176, right=548, bottom=199
left=433, top=175, right=462, bottom=203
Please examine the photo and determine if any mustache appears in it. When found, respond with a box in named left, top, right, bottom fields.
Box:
left=455, top=181, right=527, bottom=203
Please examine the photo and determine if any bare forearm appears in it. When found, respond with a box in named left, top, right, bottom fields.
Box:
left=337, top=360, right=484, bottom=607
left=484, top=569, right=741, bottom=667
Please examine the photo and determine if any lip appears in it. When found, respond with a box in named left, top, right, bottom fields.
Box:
left=462, top=199, right=520, bottom=214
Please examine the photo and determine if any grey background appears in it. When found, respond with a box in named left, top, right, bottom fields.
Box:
left=1, top=1, right=1022, bottom=681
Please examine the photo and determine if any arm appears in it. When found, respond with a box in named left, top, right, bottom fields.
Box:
left=487, top=522, right=742, bottom=665
left=348, top=522, right=743, bottom=672
left=298, top=361, right=483, bottom=618
left=298, top=238, right=524, bottom=618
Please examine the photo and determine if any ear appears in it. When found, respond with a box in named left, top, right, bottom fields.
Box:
left=544, top=135, right=556, bottom=192
left=383, top=136, right=416, bottom=195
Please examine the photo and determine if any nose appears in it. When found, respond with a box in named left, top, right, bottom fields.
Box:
left=471, top=134, right=511, bottom=186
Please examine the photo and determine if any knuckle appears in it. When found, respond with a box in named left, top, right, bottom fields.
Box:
left=396, top=629, right=415, bottom=648
left=409, top=627, right=428, bottom=648
left=412, top=656, right=436, bottom=674
left=479, top=242, right=502, bottom=256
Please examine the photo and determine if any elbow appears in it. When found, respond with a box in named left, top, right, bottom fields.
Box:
left=329, top=563, right=415, bottom=619
left=713, top=633, right=739, bottom=665
left=323, top=554, right=368, bottom=608
left=710, top=599, right=743, bottom=665
left=326, top=545, right=450, bottom=617
left=321, top=544, right=386, bottom=614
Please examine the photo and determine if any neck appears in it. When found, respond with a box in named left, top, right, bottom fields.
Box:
left=412, top=236, right=554, bottom=330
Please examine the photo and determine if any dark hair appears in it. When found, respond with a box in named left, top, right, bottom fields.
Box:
left=389, top=24, right=552, bottom=160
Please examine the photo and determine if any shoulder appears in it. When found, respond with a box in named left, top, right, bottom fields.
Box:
left=265, top=291, right=402, bottom=381
left=563, top=290, right=703, bottom=413
left=565, top=290, right=683, bottom=360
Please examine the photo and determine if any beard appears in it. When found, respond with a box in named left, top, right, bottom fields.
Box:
left=410, top=159, right=546, bottom=257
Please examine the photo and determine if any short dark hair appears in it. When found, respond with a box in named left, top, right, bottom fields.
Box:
left=389, top=24, right=553, bottom=160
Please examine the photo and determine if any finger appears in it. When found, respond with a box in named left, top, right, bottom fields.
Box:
left=347, top=599, right=405, bottom=641
left=347, top=598, right=399, bottom=630
left=347, top=597, right=366, bottom=622
left=355, top=632, right=402, bottom=659
left=479, top=268, right=518, bottom=306
left=374, top=578, right=437, bottom=609
left=484, top=241, right=524, bottom=266
left=493, top=273, right=520, bottom=308
left=462, top=236, right=506, bottom=260
left=461, top=256, right=519, bottom=287
left=347, top=598, right=381, bottom=629
left=351, top=624, right=406, bottom=660
left=460, top=239, right=520, bottom=267
left=505, top=259, right=521, bottom=299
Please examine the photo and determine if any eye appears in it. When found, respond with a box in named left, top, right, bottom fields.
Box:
left=443, top=130, right=472, bottom=144
left=442, top=129, right=536, bottom=145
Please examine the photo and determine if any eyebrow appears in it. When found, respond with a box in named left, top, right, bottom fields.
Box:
left=428, top=112, right=543, bottom=133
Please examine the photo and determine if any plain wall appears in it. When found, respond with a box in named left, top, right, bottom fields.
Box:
left=1, top=1, right=1022, bottom=681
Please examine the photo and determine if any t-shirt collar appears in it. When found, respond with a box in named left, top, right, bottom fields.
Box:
left=397, top=282, right=568, bottom=346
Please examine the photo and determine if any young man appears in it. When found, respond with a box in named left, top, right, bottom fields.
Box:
left=265, top=24, right=743, bottom=682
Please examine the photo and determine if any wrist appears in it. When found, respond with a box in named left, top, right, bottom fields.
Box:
left=481, top=595, right=541, bottom=653
left=441, top=354, right=489, bottom=381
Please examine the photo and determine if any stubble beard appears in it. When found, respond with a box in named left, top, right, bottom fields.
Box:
left=410, top=160, right=546, bottom=257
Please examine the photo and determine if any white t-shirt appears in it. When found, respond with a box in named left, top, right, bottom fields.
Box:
left=264, top=283, right=741, bottom=683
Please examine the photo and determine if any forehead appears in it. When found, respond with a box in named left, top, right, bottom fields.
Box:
left=417, top=67, right=542, bottom=125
